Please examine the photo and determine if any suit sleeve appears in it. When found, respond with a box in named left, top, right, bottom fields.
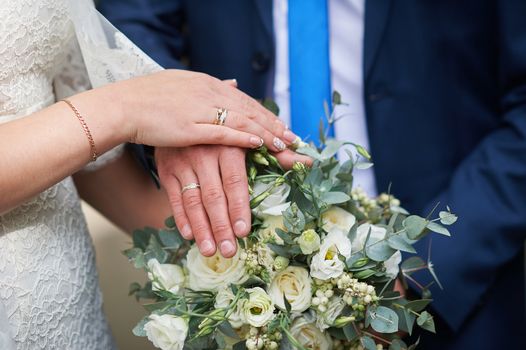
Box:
left=415, top=0, right=526, bottom=332
left=98, top=0, right=186, bottom=69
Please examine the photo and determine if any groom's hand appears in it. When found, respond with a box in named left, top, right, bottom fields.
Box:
left=156, top=146, right=250, bottom=258
left=155, top=145, right=312, bottom=258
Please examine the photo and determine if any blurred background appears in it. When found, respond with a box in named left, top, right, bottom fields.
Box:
left=83, top=203, right=155, bottom=350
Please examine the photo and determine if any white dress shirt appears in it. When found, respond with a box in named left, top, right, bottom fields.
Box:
left=273, top=0, right=377, bottom=196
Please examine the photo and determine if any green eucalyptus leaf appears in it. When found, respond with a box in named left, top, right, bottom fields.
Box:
left=322, top=191, right=351, bottom=205
left=133, top=229, right=151, bottom=251
left=164, top=216, right=176, bottom=228
left=401, top=256, right=426, bottom=274
left=426, top=222, right=451, bottom=236
left=387, top=235, right=416, bottom=254
left=128, top=282, right=141, bottom=296
left=144, top=235, right=169, bottom=264
left=321, top=140, right=345, bottom=159
left=158, top=229, right=184, bottom=248
left=132, top=316, right=149, bottom=337
left=405, top=299, right=433, bottom=312
left=402, top=216, right=429, bottom=240
left=332, top=91, right=342, bottom=105
left=439, top=211, right=458, bottom=225
left=368, top=306, right=399, bottom=334
left=297, top=146, right=321, bottom=160
left=417, top=311, right=436, bottom=333
left=365, top=234, right=396, bottom=262
left=360, top=336, right=377, bottom=350
left=389, top=339, right=408, bottom=350
left=343, top=323, right=359, bottom=341
left=355, top=162, right=374, bottom=170
left=218, top=320, right=239, bottom=339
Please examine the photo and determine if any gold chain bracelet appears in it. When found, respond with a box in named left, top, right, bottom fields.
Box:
left=61, top=99, right=99, bottom=162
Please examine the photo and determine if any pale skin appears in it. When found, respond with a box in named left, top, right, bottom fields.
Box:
left=0, top=70, right=299, bottom=230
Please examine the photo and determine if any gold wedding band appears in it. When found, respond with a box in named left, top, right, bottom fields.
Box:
left=181, top=182, right=201, bottom=194
left=214, top=108, right=228, bottom=126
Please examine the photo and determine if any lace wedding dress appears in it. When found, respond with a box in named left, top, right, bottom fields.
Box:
left=0, top=0, right=121, bottom=348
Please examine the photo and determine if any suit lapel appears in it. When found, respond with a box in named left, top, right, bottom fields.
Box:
left=364, top=0, right=393, bottom=81
left=253, top=0, right=274, bottom=40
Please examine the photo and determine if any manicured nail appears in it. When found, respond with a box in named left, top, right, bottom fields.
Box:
left=181, top=224, right=192, bottom=239
left=283, top=130, right=298, bottom=143
left=200, top=240, right=215, bottom=254
left=234, top=220, right=248, bottom=236
left=250, top=136, right=264, bottom=148
left=220, top=240, right=236, bottom=257
left=273, top=137, right=286, bottom=151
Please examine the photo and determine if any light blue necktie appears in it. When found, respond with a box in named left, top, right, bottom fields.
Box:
left=288, top=0, right=333, bottom=146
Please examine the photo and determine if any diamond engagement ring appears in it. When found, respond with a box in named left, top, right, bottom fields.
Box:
left=214, top=108, right=228, bottom=126
left=181, top=182, right=201, bottom=194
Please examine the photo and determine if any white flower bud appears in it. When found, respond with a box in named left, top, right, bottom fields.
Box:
left=325, top=289, right=334, bottom=298
left=320, top=296, right=329, bottom=305
left=364, top=295, right=372, bottom=304
left=312, top=297, right=321, bottom=306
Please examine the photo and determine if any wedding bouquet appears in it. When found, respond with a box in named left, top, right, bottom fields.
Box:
left=125, top=99, right=456, bottom=350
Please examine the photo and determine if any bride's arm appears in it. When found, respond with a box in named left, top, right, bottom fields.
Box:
left=0, top=70, right=294, bottom=215
left=73, top=150, right=171, bottom=232
left=0, top=87, right=127, bottom=215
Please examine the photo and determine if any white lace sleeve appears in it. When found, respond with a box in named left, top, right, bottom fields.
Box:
left=53, top=34, right=125, bottom=172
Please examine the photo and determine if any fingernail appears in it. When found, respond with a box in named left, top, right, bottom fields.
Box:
left=201, top=240, right=215, bottom=254
left=283, top=130, right=298, bottom=143
left=220, top=240, right=236, bottom=257
left=234, top=220, right=248, bottom=236
left=231, top=78, right=237, bottom=85
left=181, top=224, right=192, bottom=239
left=250, top=136, right=264, bottom=148
left=273, top=137, right=286, bottom=151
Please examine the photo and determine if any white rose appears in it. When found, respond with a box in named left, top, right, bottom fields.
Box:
left=296, top=229, right=321, bottom=255
left=242, top=287, right=276, bottom=327
left=310, top=228, right=352, bottom=280
left=315, top=296, right=346, bottom=330
left=290, top=317, right=332, bottom=350
left=144, top=314, right=188, bottom=350
left=354, top=224, right=402, bottom=278
left=214, top=287, right=244, bottom=328
left=186, top=245, right=247, bottom=291
left=384, top=251, right=402, bottom=279
left=147, top=259, right=185, bottom=295
left=321, top=206, right=356, bottom=233
left=269, top=266, right=312, bottom=313
left=258, top=215, right=286, bottom=245
left=252, top=181, right=291, bottom=217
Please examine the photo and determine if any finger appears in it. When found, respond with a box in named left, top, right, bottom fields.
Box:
left=175, top=168, right=216, bottom=256
left=158, top=172, right=193, bottom=240
left=273, top=149, right=314, bottom=169
left=211, top=81, right=298, bottom=146
left=219, top=147, right=251, bottom=238
left=221, top=110, right=287, bottom=153
left=194, top=155, right=238, bottom=258
left=189, top=124, right=264, bottom=149
left=222, top=79, right=238, bottom=88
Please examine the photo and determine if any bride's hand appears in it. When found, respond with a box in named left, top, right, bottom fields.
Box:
left=109, top=70, right=299, bottom=151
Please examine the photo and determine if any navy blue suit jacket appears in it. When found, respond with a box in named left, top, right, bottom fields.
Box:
left=100, top=1, right=526, bottom=348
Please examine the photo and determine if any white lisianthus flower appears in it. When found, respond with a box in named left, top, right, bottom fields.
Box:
left=186, top=245, right=247, bottom=291
left=214, top=287, right=244, bottom=328
left=257, top=243, right=276, bottom=272
left=296, top=229, right=321, bottom=255
left=290, top=317, right=332, bottom=350
left=321, top=206, right=356, bottom=233
left=252, top=181, right=291, bottom=217
left=354, top=223, right=402, bottom=278
left=310, top=228, right=352, bottom=280
left=258, top=215, right=286, bottom=245
left=242, top=287, right=275, bottom=327
left=147, top=259, right=186, bottom=295
left=353, top=223, right=387, bottom=253
left=144, top=314, right=188, bottom=350
left=384, top=251, right=402, bottom=278
left=269, top=266, right=312, bottom=312
left=315, top=296, right=346, bottom=330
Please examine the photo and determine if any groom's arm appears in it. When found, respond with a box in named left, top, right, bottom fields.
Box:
left=98, top=0, right=186, bottom=69
left=415, top=0, right=526, bottom=332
